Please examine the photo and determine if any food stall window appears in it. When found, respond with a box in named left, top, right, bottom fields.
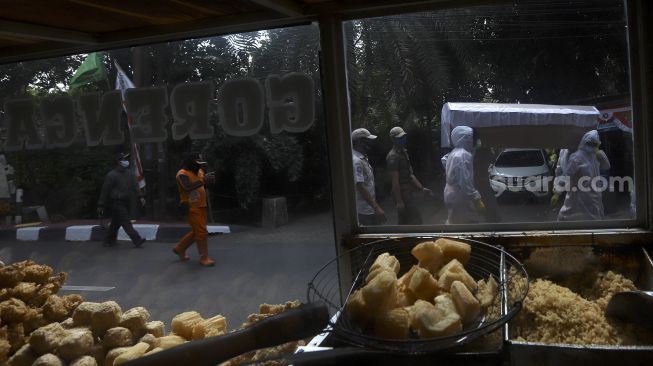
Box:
left=344, top=0, right=639, bottom=231
left=0, top=24, right=336, bottom=322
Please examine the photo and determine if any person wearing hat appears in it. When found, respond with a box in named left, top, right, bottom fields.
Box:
left=172, top=152, right=217, bottom=267
left=97, top=152, right=147, bottom=247
left=386, top=126, right=432, bottom=225
left=352, top=128, right=386, bottom=225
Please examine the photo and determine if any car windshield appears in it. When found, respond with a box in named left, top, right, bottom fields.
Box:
left=495, top=150, right=544, bottom=167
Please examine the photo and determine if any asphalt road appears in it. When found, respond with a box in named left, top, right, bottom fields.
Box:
left=0, top=212, right=337, bottom=331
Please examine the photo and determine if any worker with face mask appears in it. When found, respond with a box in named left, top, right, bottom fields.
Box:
left=555, top=130, right=610, bottom=221
left=386, top=126, right=432, bottom=225
left=443, top=126, right=485, bottom=224
left=97, top=152, right=147, bottom=247
left=173, top=152, right=217, bottom=266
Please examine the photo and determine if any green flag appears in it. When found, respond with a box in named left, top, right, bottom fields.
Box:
left=69, top=52, right=108, bottom=90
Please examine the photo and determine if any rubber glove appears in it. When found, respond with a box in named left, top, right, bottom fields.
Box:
left=475, top=199, right=486, bottom=213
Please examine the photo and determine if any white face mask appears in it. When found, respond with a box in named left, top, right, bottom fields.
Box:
left=119, top=160, right=130, bottom=168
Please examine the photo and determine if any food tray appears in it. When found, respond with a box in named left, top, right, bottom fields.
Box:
left=505, top=245, right=653, bottom=366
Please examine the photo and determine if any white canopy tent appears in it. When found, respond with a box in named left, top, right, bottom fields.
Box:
left=441, top=103, right=600, bottom=149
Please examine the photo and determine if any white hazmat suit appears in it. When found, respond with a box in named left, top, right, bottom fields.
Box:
left=557, top=130, right=610, bottom=221
left=444, top=126, right=482, bottom=224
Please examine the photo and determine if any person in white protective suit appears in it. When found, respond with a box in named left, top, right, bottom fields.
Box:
left=555, top=130, right=611, bottom=221
left=443, top=126, right=485, bottom=224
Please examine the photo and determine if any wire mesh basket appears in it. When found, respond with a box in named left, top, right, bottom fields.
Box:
left=307, top=236, right=529, bottom=354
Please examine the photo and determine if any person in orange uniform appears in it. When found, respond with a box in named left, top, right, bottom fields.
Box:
left=172, top=153, right=216, bottom=267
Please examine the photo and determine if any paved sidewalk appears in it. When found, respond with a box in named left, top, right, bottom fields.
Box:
left=0, top=219, right=231, bottom=243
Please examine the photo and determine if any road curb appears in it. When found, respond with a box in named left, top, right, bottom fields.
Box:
left=2, top=223, right=230, bottom=243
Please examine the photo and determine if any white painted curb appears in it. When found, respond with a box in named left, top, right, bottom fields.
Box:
left=117, top=224, right=159, bottom=241
left=16, top=227, right=46, bottom=241
left=65, top=225, right=98, bottom=241
left=208, top=225, right=230, bottom=234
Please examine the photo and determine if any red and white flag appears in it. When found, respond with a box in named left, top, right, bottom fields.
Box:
left=114, top=61, right=146, bottom=189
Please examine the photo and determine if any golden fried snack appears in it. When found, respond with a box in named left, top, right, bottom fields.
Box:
left=346, top=289, right=370, bottom=326
left=10, top=282, right=39, bottom=303
left=62, top=294, right=83, bottom=312
left=22, top=309, right=46, bottom=334
left=70, top=355, right=98, bottom=366
left=361, top=270, right=398, bottom=314
left=44, top=295, right=69, bottom=322
left=138, top=334, right=157, bottom=351
left=88, top=344, right=105, bottom=366
left=0, top=338, right=10, bottom=364
left=365, top=267, right=394, bottom=283
left=396, top=287, right=416, bottom=308
left=259, top=300, right=300, bottom=315
left=0, top=288, right=11, bottom=301
left=369, top=253, right=400, bottom=275
left=103, top=327, right=134, bottom=349
left=450, top=281, right=481, bottom=324
left=60, top=318, right=75, bottom=329
left=47, top=272, right=67, bottom=291
left=476, top=275, right=499, bottom=308
left=29, top=322, right=67, bottom=354
left=192, top=314, right=227, bottom=340
left=438, top=259, right=477, bottom=292
left=0, top=266, right=25, bottom=289
left=105, top=347, right=130, bottom=366
left=6, top=322, right=26, bottom=354
left=0, top=298, right=29, bottom=323
left=154, top=334, right=187, bottom=350
left=32, top=353, right=65, bottom=366
left=29, top=283, right=59, bottom=307
left=92, top=301, right=123, bottom=337
left=58, top=328, right=94, bottom=362
left=7, top=343, right=38, bottom=366
left=413, top=294, right=462, bottom=338
left=171, top=311, right=204, bottom=341
left=407, top=267, right=438, bottom=301
left=374, top=308, right=410, bottom=339
left=119, top=307, right=150, bottom=335
left=113, top=342, right=149, bottom=365
left=397, top=265, right=418, bottom=290
left=411, top=241, right=445, bottom=274
left=145, top=321, right=165, bottom=338
left=23, top=265, right=53, bottom=284
left=435, top=238, right=471, bottom=265
left=72, top=302, right=96, bottom=326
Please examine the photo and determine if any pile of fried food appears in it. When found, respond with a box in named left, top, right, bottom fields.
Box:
left=1, top=260, right=300, bottom=366
left=346, top=238, right=498, bottom=340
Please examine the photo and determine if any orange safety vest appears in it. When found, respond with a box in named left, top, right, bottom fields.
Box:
left=176, top=169, right=207, bottom=208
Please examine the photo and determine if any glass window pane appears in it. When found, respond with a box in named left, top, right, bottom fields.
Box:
left=345, top=0, right=635, bottom=227
left=0, top=24, right=335, bottom=333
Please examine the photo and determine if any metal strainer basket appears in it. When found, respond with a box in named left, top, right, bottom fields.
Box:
left=307, top=236, right=529, bottom=354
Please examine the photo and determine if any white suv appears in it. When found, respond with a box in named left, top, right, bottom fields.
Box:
left=489, top=148, right=552, bottom=199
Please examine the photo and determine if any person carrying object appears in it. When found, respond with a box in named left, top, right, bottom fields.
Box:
left=555, top=130, right=610, bottom=221
left=173, top=152, right=217, bottom=267
left=97, top=152, right=146, bottom=247
left=352, top=128, right=386, bottom=226
left=443, top=126, right=485, bottom=224
left=386, top=126, right=432, bottom=225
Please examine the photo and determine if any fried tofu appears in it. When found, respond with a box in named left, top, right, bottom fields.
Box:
left=435, top=238, right=471, bottom=265
left=411, top=242, right=445, bottom=274
left=374, top=308, right=410, bottom=339
left=476, top=276, right=499, bottom=308
left=437, top=259, right=477, bottom=292
left=450, top=281, right=481, bottom=324
left=407, top=267, right=438, bottom=301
